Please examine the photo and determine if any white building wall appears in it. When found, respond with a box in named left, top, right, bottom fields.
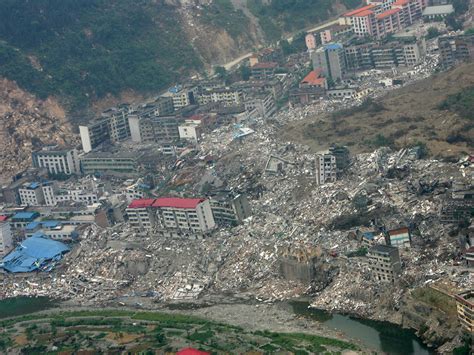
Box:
left=79, top=126, right=93, bottom=153
left=196, top=200, right=216, bottom=232
left=0, top=222, right=13, bottom=257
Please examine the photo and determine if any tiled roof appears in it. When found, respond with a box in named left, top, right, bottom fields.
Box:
left=127, top=199, right=156, bottom=209
left=152, top=198, right=205, bottom=209
left=301, top=69, right=326, bottom=86
left=343, top=4, right=376, bottom=16
left=377, top=8, right=401, bottom=19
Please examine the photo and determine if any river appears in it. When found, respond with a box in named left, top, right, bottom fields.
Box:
left=291, top=301, right=433, bottom=355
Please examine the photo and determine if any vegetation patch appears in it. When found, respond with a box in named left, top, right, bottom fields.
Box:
left=0, top=1, right=201, bottom=108
left=0, top=309, right=358, bottom=353
left=438, top=86, right=474, bottom=120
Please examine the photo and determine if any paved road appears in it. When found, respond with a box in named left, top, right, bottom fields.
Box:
left=222, top=18, right=340, bottom=70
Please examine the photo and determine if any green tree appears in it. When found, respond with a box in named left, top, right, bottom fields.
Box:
left=445, top=14, right=463, bottom=31
left=214, top=66, right=227, bottom=80
left=426, top=27, right=440, bottom=39
left=240, top=65, right=251, bottom=81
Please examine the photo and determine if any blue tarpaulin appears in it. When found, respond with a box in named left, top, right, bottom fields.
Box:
left=1, top=233, right=70, bottom=273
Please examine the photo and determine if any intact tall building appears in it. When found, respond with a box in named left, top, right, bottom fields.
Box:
left=32, top=146, right=80, bottom=176
left=312, top=43, right=346, bottom=81
left=0, top=216, right=13, bottom=257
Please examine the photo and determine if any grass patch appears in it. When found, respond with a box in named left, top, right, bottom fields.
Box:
left=412, top=287, right=457, bottom=317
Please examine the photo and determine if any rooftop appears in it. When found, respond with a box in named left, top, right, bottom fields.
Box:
left=324, top=43, right=343, bottom=50
left=343, top=4, right=376, bottom=17
left=377, top=8, right=401, bottom=19
left=152, top=198, right=205, bottom=209
left=251, top=62, right=278, bottom=69
left=12, top=211, right=39, bottom=220
left=127, top=199, right=156, bottom=209
left=301, top=69, right=326, bottom=86
left=393, top=0, right=409, bottom=6
left=1, top=233, right=69, bottom=273
left=388, top=227, right=409, bottom=235
left=0, top=215, right=9, bottom=222
left=370, top=244, right=398, bottom=254
left=422, top=5, right=454, bottom=15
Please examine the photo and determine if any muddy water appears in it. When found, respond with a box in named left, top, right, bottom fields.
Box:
left=291, top=301, right=433, bottom=355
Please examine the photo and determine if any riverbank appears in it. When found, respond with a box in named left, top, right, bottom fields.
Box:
left=1, top=295, right=440, bottom=354
left=0, top=299, right=364, bottom=354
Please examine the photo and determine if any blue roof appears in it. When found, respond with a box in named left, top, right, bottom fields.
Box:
left=43, top=220, right=61, bottom=228
left=25, top=221, right=41, bottom=231
left=27, top=182, right=40, bottom=189
left=1, top=234, right=69, bottom=273
left=168, top=85, right=182, bottom=93
left=25, top=220, right=61, bottom=231
left=12, top=212, right=39, bottom=220
left=325, top=43, right=343, bottom=50
left=362, top=232, right=375, bottom=240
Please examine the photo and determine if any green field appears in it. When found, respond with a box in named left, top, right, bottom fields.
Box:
left=0, top=309, right=358, bottom=354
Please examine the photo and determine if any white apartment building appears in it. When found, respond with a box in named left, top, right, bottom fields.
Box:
left=18, top=182, right=45, bottom=206
left=197, top=88, right=244, bottom=106
left=0, top=217, right=13, bottom=257
left=315, top=153, right=337, bottom=185
left=32, top=146, right=81, bottom=175
left=126, top=197, right=216, bottom=236
left=178, top=120, right=201, bottom=143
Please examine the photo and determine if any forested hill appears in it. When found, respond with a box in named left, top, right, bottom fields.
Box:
left=0, top=0, right=201, bottom=109
left=0, top=0, right=360, bottom=110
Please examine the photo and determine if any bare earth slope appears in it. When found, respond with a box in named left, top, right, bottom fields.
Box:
left=280, top=63, right=474, bottom=160
left=0, top=79, right=77, bottom=183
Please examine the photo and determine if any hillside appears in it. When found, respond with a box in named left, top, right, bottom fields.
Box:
left=0, top=78, right=77, bottom=183
left=280, top=63, right=474, bottom=160
left=0, top=0, right=358, bottom=110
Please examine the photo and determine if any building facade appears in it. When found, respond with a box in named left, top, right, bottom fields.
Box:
left=315, top=153, right=337, bottom=185
left=0, top=216, right=13, bottom=257
left=32, top=146, right=81, bottom=176
left=455, top=291, right=473, bottom=334
left=368, top=244, right=402, bottom=282
left=210, top=193, right=252, bottom=227
left=80, top=152, right=138, bottom=176
left=126, top=197, right=216, bottom=237
left=439, top=34, right=474, bottom=68
left=312, top=43, right=346, bottom=81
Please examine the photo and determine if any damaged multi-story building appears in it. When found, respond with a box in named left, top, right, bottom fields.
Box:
left=126, top=197, right=216, bottom=237
left=367, top=244, right=402, bottom=282
left=209, top=192, right=252, bottom=227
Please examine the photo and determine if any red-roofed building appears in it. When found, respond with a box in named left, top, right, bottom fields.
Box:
left=126, top=197, right=215, bottom=236
left=376, top=8, right=402, bottom=37
left=300, top=69, right=328, bottom=89
left=152, top=198, right=205, bottom=209
left=128, top=199, right=155, bottom=209
left=126, top=199, right=157, bottom=231
left=177, top=348, right=210, bottom=355
left=0, top=216, right=9, bottom=222
left=392, top=0, right=422, bottom=26
left=154, top=198, right=215, bottom=235
left=387, top=227, right=411, bottom=248
left=342, top=4, right=376, bottom=17
left=340, top=5, right=378, bottom=37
